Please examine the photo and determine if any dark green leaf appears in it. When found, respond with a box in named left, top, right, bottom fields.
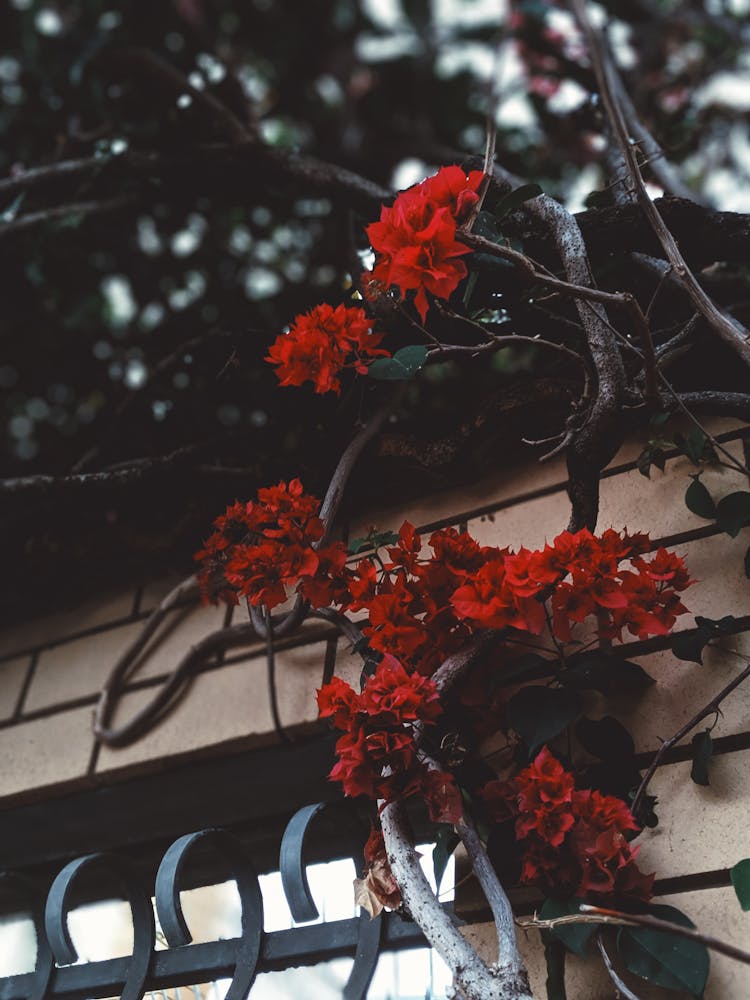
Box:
left=493, top=652, right=556, bottom=689
left=494, top=183, right=543, bottom=220
left=543, top=937, right=567, bottom=999
left=636, top=447, right=653, bottom=478
left=730, top=859, right=750, bottom=911
left=507, top=686, right=580, bottom=755
left=348, top=529, right=400, bottom=554
left=694, top=615, right=738, bottom=634
left=563, top=651, right=653, bottom=695
left=650, top=411, right=671, bottom=428
left=715, top=491, right=750, bottom=538
left=367, top=345, right=428, bottom=381
left=690, top=729, right=713, bottom=786
left=617, top=904, right=709, bottom=996
left=539, top=897, right=594, bottom=958
left=472, top=210, right=504, bottom=242
left=462, top=270, right=479, bottom=308
left=432, top=824, right=460, bottom=894
left=584, top=188, right=613, bottom=208
left=673, top=615, right=738, bottom=662
left=576, top=716, right=635, bottom=761
left=672, top=627, right=713, bottom=664
left=684, top=477, right=717, bottom=520
left=685, top=428, right=709, bottom=464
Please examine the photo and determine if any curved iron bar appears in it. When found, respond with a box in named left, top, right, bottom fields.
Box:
left=279, top=803, right=383, bottom=1000
left=154, top=829, right=263, bottom=1000
left=0, top=873, right=54, bottom=1000
left=44, top=853, right=155, bottom=1000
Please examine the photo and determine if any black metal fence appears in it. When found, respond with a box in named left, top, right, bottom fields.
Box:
left=0, top=803, right=439, bottom=1000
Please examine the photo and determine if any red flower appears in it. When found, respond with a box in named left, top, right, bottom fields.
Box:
left=493, top=747, right=652, bottom=902
left=365, top=166, right=483, bottom=321
left=359, top=659, right=442, bottom=724
left=317, top=677, right=361, bottom=731
left=266, top=303, right=387, bottom=394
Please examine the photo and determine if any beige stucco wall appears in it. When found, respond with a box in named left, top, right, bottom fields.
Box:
left=1, top=419, right=749, bottom=996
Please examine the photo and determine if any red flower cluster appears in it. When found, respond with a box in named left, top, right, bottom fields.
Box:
left=266, top=303, right=388, bottom=395
left=194, top=479, right=348, bottom=609
left=199, top=502, right=693, bottom=667
left=482, top=747, right=653, bottom=901
left=451, top=527, right=693, bottom=643
left=365, top=165, right=484, bottom=321
left=317, top=660, right=462, bottom=821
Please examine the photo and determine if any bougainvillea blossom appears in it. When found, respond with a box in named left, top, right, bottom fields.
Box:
left=482, top=747, right=653, bottom=901
left=365, top=165, right=484, bottom=321
left=266, top=303, right=388, bottom=394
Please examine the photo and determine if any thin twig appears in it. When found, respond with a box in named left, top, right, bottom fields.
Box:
left=0, top=196, right=135, bottom=236
left=570, top=0, right=750, bottom=366
left=596, top=931, right=643, bottom=1000
left=520, top=905, right=750, bottom=966
left=631, top=657, right=750, bottom=817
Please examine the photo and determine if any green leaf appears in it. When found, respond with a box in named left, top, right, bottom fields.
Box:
left=347, top=530, right=399, bottom=554
left=576, top=716, right=635, bottom=761
left=563, top=651, right=653, bottom=695
left=690, top=729, right=713, bottom=786
left=715, top=491, right=750, bottom=538
left=492, top=652, right=556, bottom=689
left=462, top=270, right=479, bottom=308
left=494, top=183, right=543, bottom=221
left=672, top=627, right=712, bottom=664
left=543, top=937, right=567, bottom=999
left=539, top=897, right=595, bottom=958
left=432, top=824, right=459, bottom=894
left=685, top=477, right=717, bottom=520
left=694, top=615, right=738, bottom=634
left=367, top=345, right=428, bottom=381
left=472, top=210, right=504, bottom=243
left=650, top=411, right=671, bottom=428
left=679, top=428, right=710, bottom=465
left=636, top=444, right=666, bottom=479
left=730, top=859, right=750, bottom=911
left=507, top=686, right=580, bottom=756
left=617, top=904, right=709, bottom=996
left=673, top=615, right=738, bottom=663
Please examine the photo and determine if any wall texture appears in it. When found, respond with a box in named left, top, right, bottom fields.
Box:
left=1, top=419, right=749, bottom=997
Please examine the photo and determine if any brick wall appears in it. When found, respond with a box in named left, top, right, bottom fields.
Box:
left=1, top=419, right=749, bottom=996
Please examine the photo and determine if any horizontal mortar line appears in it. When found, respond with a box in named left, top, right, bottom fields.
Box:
left=397, top=426, right=750, bottom=539
left=4, top=613, right=748, bottom=735
left=634, top=729, right=750, bottom=769
left=653, top=868, right=732, bottom=896
left=615, top=615, right=750, bottom=659
left=0, top=627, right=337, bottom=730
left=465, top=869, right=735, bottom=925
left=0, top=594, right=200, bottom=666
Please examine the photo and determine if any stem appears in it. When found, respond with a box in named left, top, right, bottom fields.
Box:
left=454, top=812, right=526, bottom=982
left=318, top=384, right=406, bottom=542
left=521, top=907, right=750, bottom=966
left=570, top=0, right=750, bottom=367
left=380, top=799, right=533, bottom=1000
left=596, top=931, right=643, bottom=1000
left=631, top=657, right=750, bottom=817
